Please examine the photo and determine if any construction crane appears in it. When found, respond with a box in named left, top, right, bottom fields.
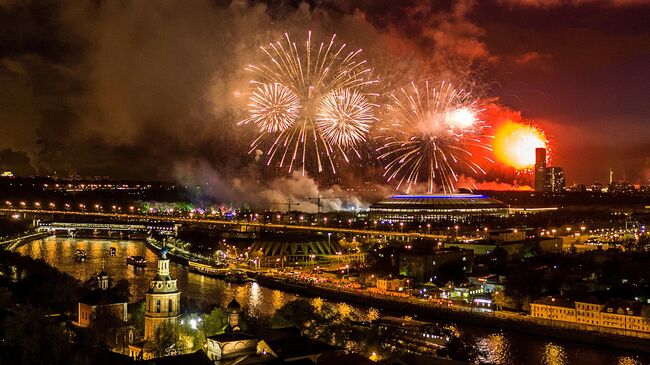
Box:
left=307, top=193, right=347, bottom=214
left=257, top=199, right=300, bottom=212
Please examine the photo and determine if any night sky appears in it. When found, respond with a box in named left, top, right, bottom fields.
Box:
left=0, top=0, right=648, bottom=187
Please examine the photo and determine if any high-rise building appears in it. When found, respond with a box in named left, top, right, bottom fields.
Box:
left=534, top=148, right=565, bottom=193
left=547, top=167, right=565, bottom=193
left=534, top=148, right=547, bottom=192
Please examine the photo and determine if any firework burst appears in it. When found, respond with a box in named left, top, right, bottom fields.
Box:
left=316, top=88, right=377, bottom=155
left=377, top=81, right=492, bottom=193
left=245, top=83, right=300, bottom=133
left=240, top=31, right=377, bottom=174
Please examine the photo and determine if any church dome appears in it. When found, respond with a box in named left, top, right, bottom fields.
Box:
left=227, top=298, right=241, bottom=311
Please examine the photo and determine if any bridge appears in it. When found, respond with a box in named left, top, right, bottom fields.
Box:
left=1, top=208, right=450, bottom=241
left=36, top=221, right=175, bottom=234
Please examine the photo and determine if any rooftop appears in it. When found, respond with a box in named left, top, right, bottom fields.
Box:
left=370, top=194, right=508, bottom=210
left=207, top=332, right=257, bottom=342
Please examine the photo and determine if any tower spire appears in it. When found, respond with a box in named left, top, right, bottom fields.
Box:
left=143, top=247, right=181, bottom=340
left=609, top=168, right=613, bottom=185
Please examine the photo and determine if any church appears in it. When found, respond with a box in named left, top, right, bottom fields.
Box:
left=129, top=247, right=181, bottom=360
left=129, top=248, right=339, bottom=364
left=144, top=247, right=181, bottom=339
left=76, top=269, right=134, bottom=353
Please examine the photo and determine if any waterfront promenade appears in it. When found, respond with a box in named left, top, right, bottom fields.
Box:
left=142, top=236, right=650, bottom=353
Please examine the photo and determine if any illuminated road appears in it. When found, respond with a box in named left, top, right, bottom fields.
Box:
left=0, top=208, right=449, bottom=240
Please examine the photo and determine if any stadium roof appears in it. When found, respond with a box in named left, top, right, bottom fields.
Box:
left=370, top=194, right=508, bottom=210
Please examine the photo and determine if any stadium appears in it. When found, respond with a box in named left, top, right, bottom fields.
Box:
left=368, top=194, right=509, bottom=223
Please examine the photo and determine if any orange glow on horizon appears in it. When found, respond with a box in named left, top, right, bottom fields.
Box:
left=493, top=120, right=547, bottom=170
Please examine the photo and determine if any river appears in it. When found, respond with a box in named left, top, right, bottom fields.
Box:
left=16, top=237, right=649, bottom=365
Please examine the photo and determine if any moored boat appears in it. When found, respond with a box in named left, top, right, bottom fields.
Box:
left=126, top=255, right=147, bottom=267
left=75, top=249, right=87, bottom=261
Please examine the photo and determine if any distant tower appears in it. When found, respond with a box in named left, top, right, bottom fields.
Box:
left=144, top=248, right=181, bottom=339
left=609, top=168, right=613, bottom=185
left=534, top=148, right=547, bottom=192
left=226, top=298, right=241, bottom=332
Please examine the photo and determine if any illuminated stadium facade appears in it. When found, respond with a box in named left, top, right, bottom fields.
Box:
left=369, top=194, right=509, bottom=223
left=249, top=233, right=343, bottom=258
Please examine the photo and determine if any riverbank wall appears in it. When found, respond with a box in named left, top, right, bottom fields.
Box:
left=0, top=231, right=54, bottom=251
left=256, top=276, right=650, bottom=354
left=144, top=238, right=189, bottom=266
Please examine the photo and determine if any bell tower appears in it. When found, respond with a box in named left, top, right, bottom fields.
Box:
left=226, top=298, right=241, bottom=332
left=97, top=271, right=110, bottom=290
left=144, top=248, right=181, bottom=339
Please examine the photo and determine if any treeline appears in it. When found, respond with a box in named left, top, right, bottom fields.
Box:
left=0, top=249, right=132, bottom=365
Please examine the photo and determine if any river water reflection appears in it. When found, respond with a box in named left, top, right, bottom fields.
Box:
left=17, top=237, right=649, bottom=365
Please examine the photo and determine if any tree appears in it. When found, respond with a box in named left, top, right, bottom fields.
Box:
left=505, top=267, right=544, bottom=310
left=490, top=246, right=509, bottom=273
left=129, top=301, right=145, bottom=334
left=200, top=308, right=228, bottom=337
left=0, top=309, right=72, bottom=365
left=272, top=299, right=314, bottom=327
left=522, top=242, right=542, bottom=258
left=0, top=286, right=13, bottom=308
left=145, top=321, right=183, bottom=358
left=112, top=279, right=130, bottom=302
left=366, top=307, right=380, bottom=322
left=442, top=334, right=479, bottom=363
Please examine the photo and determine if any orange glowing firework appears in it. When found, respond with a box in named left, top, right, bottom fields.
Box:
left=492, top=120, right=547, bottom=170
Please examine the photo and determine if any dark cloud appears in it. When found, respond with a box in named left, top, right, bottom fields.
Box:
left=0, top=148, right=35, bottom=175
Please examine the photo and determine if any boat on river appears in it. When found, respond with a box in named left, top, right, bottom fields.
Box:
left=75, top=249, right=87, bottom=262
left=108, top=247, right=117, bottom=256
left=224, top=270, right=252, bottom=283
left=188, top=261, right=229, bottom=278
left=126, top=255, right=147, bottom=267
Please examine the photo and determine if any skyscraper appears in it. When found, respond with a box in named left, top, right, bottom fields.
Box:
left=534, top=148, right=547, bottom=192
left=547, top=167, right=565, bottom=193
left=534, top=148, right=565, bottom=193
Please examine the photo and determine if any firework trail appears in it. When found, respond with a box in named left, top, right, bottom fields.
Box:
left=377, top=81, right=492, bottom=193
left=240, top=31, right=377, bottom=175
